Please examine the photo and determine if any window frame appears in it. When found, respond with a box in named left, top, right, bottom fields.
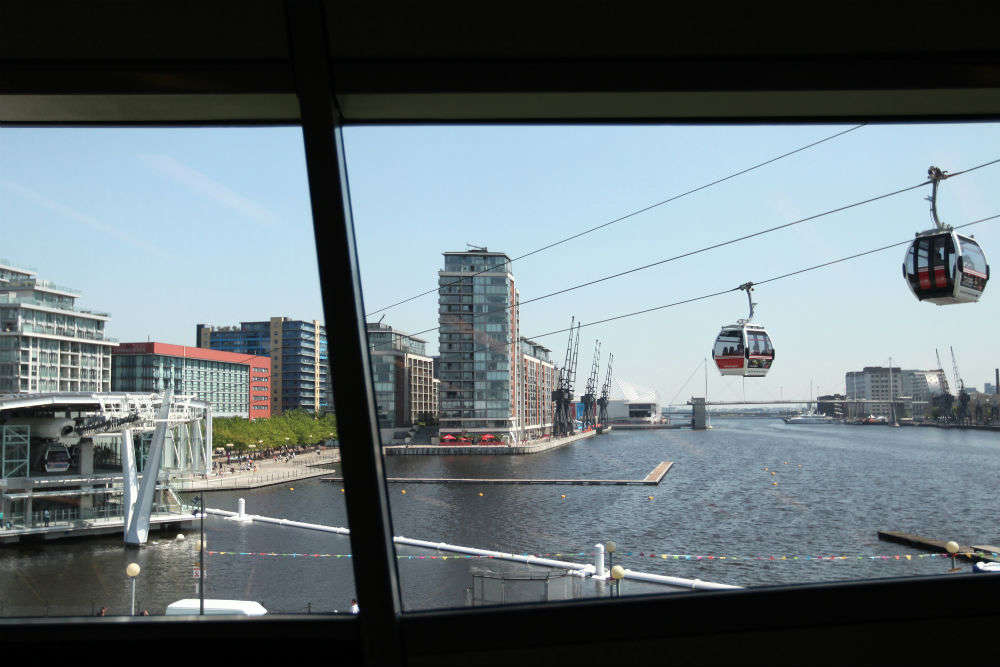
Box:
left=4, top=1, right=1000, bottom=664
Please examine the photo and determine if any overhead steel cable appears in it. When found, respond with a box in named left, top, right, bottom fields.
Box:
left=523, top=212, right=1000, bottom=341
left=364, top=124, right=868, bottom=316
left=366, top=157, right=1000, bottom=353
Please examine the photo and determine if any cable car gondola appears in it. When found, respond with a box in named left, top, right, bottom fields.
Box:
left=712, top=282, right=774, bottom=377
left=903, top=166, right=989, bottom=305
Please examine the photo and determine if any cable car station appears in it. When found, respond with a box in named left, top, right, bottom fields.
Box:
left=0, top=391, right=209, bottom=544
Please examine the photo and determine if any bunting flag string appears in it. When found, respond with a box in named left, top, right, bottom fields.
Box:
left=205, top=550, right=998, bottom=562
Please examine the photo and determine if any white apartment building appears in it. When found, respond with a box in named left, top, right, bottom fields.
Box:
left=846, top=366, right=949, bottom=419
left=0, top=261, right=115, bottom=394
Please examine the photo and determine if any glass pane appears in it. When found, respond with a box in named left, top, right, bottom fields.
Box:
left=344, top=123, right=1000, bottom=611
left=960, top=237, right=988, bottom=275
left=917, top=238, right=930, bottom=270
left=713, top=331, right=742, bottom=357
left=0, top=127, right=354, bottom=618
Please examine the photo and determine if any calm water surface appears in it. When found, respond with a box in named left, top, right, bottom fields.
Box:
left=1, top=419, right=997, bottom=615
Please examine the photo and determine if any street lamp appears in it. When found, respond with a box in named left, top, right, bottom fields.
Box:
left=610, top=565, right=625, bottom=597
left=193, top=494, right=205, bottom=614
left=945, top=540, right=961, bottom=572
left=126, top=562, right=140, bottom=615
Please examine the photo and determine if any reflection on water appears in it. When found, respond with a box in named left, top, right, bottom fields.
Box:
left=1, top=419, right=998, bottom=615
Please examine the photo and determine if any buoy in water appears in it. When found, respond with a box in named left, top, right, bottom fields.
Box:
left=561, top=494, right=566, bottom=499
left=772, top=482, right=778, bottom=486
left=647, top=495, right=654, bottom=500
left=289, top=487, right=294, bottom=491
left=770, top=471, right=776, bottom=476
left=401, top=489, right=406, bottom=494
left=176, top=533, right=186, bottom=541
left=478, top=492, right=484, bottom=496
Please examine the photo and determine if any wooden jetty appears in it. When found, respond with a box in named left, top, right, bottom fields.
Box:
left=877, top=531, right=1000, bottom=563
left=322, top=461, right=673, bottom=487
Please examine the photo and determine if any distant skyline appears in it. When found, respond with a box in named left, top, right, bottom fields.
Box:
left=4, top=123, right=1000, bottom=404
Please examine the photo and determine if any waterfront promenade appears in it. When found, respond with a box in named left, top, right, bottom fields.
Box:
left=170, top=448, right=340, bottom=491
left=384, top=429, right=598, bottom=456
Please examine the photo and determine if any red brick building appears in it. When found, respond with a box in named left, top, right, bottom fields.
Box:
left=112, top=342, right=270, bottom=419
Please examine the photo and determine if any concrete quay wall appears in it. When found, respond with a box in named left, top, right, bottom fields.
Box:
left=384, top=429, right=598, bottom=456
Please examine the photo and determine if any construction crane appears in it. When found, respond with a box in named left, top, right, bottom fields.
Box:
left=552, top=318, right=581, bottom=437
left=597, top=352, right=614, bottom=430
left=950, top=346, right=966, bottom=393
left=951, top=346, right=971, bottom=423
left=935, top=347, right=953, bottom=394
left=580, top=340, right=601, bottom=430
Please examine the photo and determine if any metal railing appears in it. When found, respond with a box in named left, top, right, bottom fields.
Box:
left=0, top=503, right=184, bottom=532
left=171, top=469, right=312, bottom=490
left=0, top=600, right=348, bottom=618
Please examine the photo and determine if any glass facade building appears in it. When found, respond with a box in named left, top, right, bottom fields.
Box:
left=438, top=249, right=521, bottom=441
left=197, top=318, right=331, bottom=415
left=0, top=261, right=115, bottom=394
left=111, top=342, right=270, bottom=419
left=368, top=323, right=437, bottom=429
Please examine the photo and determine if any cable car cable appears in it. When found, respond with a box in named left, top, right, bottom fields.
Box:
left=364, top=124, right=869, bottom=316
left=369, top=159, right=1000, bottom=353
left=523, top=212, right=1000, bottom=340
left=517, top=157, right=1000, bottom=309
left=667, top=359, right=707, bottom=407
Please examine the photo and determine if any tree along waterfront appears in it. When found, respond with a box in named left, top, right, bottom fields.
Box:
left=212, top=410, right=337, bottom=451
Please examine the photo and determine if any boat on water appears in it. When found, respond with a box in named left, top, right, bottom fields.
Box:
left=784, top=380, right=836, bottom=424
left=783, top=411, right=837, bottom=424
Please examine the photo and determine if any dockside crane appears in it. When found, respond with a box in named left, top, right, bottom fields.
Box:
left=951, top=345, right=971, bottom=423
left=950, top=345, right=966, bottom=394
left=580, top=340, right=601, bottom=430
left=566, top=322, right=581, bottom=433
left=597, top=353, right=614, bottom=430
left=552, top=318, right=581, bottom=437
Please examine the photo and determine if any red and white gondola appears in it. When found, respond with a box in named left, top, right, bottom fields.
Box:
left=903, top=167, right=989, bottom=305
left=712, top=282, right=774, bottom=378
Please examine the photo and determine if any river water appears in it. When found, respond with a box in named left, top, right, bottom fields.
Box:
left=1, top=419, right=998, bottom=616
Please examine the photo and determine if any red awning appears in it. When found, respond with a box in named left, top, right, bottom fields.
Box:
left=480, top=434, right=496, bottom=440
left=441, top=434, right=457, bottom=441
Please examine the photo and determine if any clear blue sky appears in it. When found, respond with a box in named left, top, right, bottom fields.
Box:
left=3, top=123, right=999, bottom=404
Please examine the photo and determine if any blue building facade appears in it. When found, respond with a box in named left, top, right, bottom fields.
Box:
left=197, top=318, right=331, bottom=415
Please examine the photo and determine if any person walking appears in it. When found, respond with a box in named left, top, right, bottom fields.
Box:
left=43, top=508, right=50, bottom=527
left=350, top=599, right=359, bottom=614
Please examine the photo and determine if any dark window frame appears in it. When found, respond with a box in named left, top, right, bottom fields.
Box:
left=4, top=1, right=1000, bottom=664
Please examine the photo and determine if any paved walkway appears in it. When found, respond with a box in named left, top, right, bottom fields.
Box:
left=170, top=449, right=341, bottom=491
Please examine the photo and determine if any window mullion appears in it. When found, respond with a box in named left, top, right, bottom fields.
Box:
left=287, top=1, right=404, bottom=664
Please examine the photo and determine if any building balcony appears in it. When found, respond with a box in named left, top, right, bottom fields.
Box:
left=11, top=322, right=116, bottom=342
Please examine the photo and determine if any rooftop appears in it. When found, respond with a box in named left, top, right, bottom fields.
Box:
left=113, top=342, right=269, bottom=365
left=366, top=322, right=427, bottom=344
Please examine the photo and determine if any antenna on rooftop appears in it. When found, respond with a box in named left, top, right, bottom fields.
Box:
left=466, top=243, right=488, bottom=252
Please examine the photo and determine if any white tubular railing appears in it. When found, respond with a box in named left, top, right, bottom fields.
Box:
left=618, top=569, right=740, bottom=590
left=205, top=508, right=349, bottom=535
left=392, top=535, right=595, bottom=575
left=204, top=506, right=741, bottom=591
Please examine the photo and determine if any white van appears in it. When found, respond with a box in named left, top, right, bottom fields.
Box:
left=164, top=599, right=267, bottom=616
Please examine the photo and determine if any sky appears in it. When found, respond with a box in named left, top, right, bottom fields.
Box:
left=2, top=123, right=1000, bottom=405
